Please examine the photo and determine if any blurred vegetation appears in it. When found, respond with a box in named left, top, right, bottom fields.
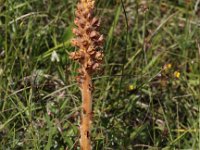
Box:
left=0, top=0, right=200, bottom=149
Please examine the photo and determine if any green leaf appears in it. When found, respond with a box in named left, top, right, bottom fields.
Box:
left=62, top=25, right=73, bottom=42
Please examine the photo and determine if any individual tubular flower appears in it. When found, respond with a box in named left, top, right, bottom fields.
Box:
left=69, top=0, right=104, bottom=150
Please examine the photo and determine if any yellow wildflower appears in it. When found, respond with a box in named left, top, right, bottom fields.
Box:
left=163, top=63, right=172, bottom=71
left=174, top=71, right=180, bottom=78
left=129, top=85, right=134, bottom=90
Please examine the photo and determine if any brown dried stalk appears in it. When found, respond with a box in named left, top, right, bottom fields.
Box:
left=69, top=0, right=104, bottom=149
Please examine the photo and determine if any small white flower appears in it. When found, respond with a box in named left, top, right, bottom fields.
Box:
left=51, top=51, right=60, bottom=62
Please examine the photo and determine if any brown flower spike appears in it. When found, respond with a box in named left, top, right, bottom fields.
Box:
left=69, top=0, right=104, bottom=149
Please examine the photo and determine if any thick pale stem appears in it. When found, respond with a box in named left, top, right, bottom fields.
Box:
left=80, top=72, right=92, bottom=150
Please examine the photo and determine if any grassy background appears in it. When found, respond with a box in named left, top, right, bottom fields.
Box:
left=0, top=0, right=200, bottom=149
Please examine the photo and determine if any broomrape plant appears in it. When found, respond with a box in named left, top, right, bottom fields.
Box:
left=69, top=0, right=104, bottom=149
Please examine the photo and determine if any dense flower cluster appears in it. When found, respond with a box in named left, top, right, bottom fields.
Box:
left=70, top=0, right=104, bottom=76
